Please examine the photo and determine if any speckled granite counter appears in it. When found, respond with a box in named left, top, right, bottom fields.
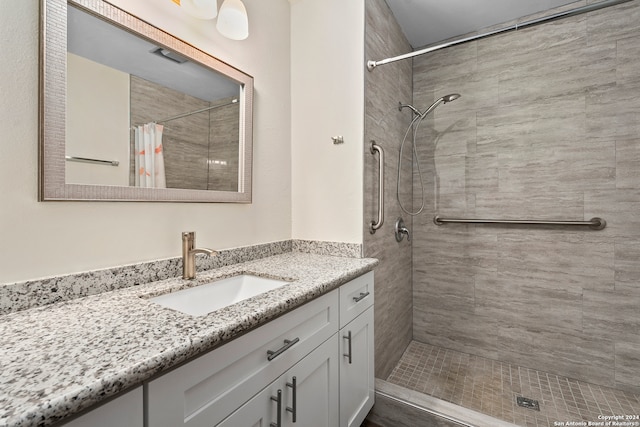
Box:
left=0, top=252, right=377, bottom=427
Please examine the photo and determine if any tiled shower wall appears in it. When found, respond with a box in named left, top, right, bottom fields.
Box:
left=363, top=0, right=414, bottom=378
left=411, top=1, right=640, bottom=393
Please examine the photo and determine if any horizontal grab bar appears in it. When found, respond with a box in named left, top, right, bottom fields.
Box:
left=434, top=216, right=606, bottom=230
left=65, top=156, right=119, bottom=167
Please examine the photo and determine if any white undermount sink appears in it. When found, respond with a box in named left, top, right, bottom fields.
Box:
left=149, top=274, right=291, bottom=317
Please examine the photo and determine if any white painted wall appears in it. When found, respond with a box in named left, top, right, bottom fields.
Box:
left=66, top=53, right=130, bottom=186
left=0, top=0, right=292, bottom=283
left=290, top=0, right=365, bottom=244
left=0, top=0, right=366, bottom=284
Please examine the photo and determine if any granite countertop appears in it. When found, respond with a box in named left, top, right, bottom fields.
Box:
left=0, top=252, right=377, bottom=427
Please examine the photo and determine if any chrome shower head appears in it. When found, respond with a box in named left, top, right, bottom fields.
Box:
left=398, top=94, right=461, bottom=119
left=419, top=93, right=461, bottom=118
left=442, top=93, right=461, bottom=103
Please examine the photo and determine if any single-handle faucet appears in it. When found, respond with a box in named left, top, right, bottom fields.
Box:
left=182, top=231, right=218, bottom=279
left=395, top=217, right=411, bottom=242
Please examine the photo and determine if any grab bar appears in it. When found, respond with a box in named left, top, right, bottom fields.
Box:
left=434, top=216, right=606, bottom=230
left=370, top=141, right=384, bottom=234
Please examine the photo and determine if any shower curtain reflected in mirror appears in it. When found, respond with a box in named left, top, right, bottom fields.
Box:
left=134, top=123, right=166, bottom=188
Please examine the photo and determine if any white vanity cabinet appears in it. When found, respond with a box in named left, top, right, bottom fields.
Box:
left=147, top=289, right=339, bottom=427
left=338, top=272, right=375, bottom=427
left=62, top=387, right=143, bottom=427
left=146, top=272, right=375, bottom=427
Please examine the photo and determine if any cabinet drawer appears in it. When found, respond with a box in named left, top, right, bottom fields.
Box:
left=339, top=272, right=374, bottom=328
left=147, top=289, right=339, bottom=427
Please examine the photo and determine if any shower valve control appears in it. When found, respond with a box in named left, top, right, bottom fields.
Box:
left=395, top=217, right=411, bottom=242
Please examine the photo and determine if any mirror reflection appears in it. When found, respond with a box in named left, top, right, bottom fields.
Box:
left=66, top=4, right=242, bottom=192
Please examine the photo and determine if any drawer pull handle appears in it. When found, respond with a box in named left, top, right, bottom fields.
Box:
left=270, top=389, right=282, bottom=427
left=343, top=331, right=352, bottom=364
left=267, top=337, right=300, bottom=361
left=286, top=376, right=297, bottom=422
left=353, top=291, right=370, bottom=303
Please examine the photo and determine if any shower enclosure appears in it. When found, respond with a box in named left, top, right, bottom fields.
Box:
left=363, top=0, right=640, bottom=425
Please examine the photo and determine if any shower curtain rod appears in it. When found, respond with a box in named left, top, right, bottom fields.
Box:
left=135, top=98, right=238, bottom=127
left=156, top=98, right=238, bottom=124
left=367, top=0, right=634, bottom=71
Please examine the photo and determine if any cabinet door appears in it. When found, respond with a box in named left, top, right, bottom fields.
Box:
left=218, top=335, right=339, bottom=427
left=339, top=306, right=374, bottom=427
left=62, top=387, right=143, bottom=427
left=284, top=335, right=339, bottom=427
left=217, top=381, right=281, bottom=427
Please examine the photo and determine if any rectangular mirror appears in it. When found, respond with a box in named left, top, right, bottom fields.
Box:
left=40, top=0, right=254, bottom=202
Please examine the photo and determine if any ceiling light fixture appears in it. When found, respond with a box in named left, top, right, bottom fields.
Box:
left=216, top=0, right=249, bottom=40
left=174, top=0, right=249, bottom=41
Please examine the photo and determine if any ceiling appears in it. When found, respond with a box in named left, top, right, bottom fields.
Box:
left=385, top=0, right=580, bottom=48
left=68, top=5, right=239, bottom=103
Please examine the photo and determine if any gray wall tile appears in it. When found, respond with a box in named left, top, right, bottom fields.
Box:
left=414, top=309, right=499, bottom=360
left=475, top=275, right=584, bottom=333
left=616, top=35, right=640, bottom=84
left=614, top=242, right=640, bottom=291
left=497, top=325, right=615, bottom=387
left=409, top=0, right=640, bottom=393
left=614, top=342, right=640, bottom=393
left=586, top=1, right=640, bottom=45
left=583, top=288, right=640, bottom=342
left=364, top=0, right=414, bottom=379
left=616, top=139, right=640, bottom=189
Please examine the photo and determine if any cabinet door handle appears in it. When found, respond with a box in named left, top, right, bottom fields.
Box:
left=270, top=389, right=282, bottom=427
left=343, top=331, right=352, bottom=364
left=267, top=337, right=300, bottom=361
left=286, top=376, right=297, bottom=422
left=353, top=291, right=370, bottom=303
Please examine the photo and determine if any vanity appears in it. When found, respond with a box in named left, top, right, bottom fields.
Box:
left=146, top=271, right=373, bottom=427
left=0, top=252, right=377, bottom=427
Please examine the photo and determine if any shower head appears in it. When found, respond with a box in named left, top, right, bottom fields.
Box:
left=420, top=93, right=461, bottom=118
left=398, top=93, right=461, bottom=119
left=442, top=93, right=461, bottom=103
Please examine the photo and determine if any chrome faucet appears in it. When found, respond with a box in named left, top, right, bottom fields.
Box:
left=395, top=217, right=411, bottom=242
left=182, top=231, right=218, bottom=279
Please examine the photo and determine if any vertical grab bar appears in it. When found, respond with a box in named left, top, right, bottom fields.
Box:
left=370, top=141, right=384, bottom=233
